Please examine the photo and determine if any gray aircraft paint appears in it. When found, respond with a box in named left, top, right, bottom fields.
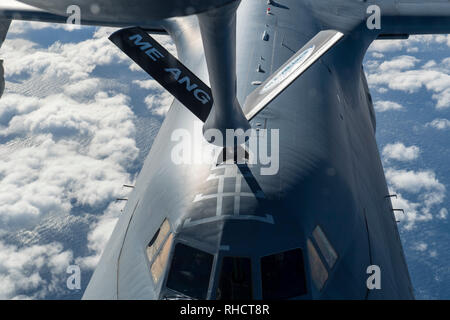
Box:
left=1, top=0, right=449, bottom=299
left=85, top=1, right=406, bottom=299
left=0, top=19, right=10, bottom=98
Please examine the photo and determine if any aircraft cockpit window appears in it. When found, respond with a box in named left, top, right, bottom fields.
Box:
left=146, top=219, right=173, bottom=283
left=312, top=225, right=338, bottom=269
left=166, top=243, right=214, bottom=299
left=150, top=233, right=174, bottom=283
left=216, top=257, right=252, bottom=300
left=261, top=248, right=307, bottom=299
left=307, top=239, right=328, bottom=291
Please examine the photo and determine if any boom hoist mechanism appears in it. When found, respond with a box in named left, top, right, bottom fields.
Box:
left=108, top=0, right=344, bottom=146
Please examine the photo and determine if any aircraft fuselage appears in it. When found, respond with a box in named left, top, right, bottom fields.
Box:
left=83, top=0, right=414, bottom=299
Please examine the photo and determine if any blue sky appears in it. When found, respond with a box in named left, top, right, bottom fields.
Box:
left=0, top=21, right=448, bottom=299
left=365, top=36, right=450, bottom=299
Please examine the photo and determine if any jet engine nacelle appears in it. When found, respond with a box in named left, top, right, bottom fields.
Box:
left=18, top=0, right=238, bottom=21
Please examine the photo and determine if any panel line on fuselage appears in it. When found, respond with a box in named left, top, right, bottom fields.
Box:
left=185, top=163, right=273, bottom=228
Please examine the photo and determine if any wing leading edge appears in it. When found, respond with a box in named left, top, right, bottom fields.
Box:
left=380, top=0, right=450, bottom=35
left=243, top=30, right=344, bottom=121
left=0, top=0, right=167, bottom=33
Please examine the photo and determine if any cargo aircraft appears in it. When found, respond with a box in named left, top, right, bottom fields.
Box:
left=1, top=0, right=449, bottom=299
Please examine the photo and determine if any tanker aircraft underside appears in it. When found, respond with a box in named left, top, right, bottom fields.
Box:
left=0, top=0, right=449, bottom=300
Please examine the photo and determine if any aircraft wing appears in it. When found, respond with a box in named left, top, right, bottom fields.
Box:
left=0, top=0, right=65, bottom=23
left=381, top=0, right=450, bottom=35
left=243, top=30, right=344, bottom=121
left=0, top=0, right=167, bottom=33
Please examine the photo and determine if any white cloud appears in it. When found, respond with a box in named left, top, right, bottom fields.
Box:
left=379, top=56, right=419, bottom=72
left=366, top=47, right=450, bottom=109
left=366, top=35, right=450, bottom=109
left=425, top=118, right=450, bottom=130
left=76, top=202, right=122, bottom=269
left=364, top=60, right=380, bottom=71
left=386, top=169, right=445, bottom=194
left=368, top=35, right=450, bottom=54
left=374, top=100, right=404, bottom=112
left=0, top=22, right=145, bottom=299
left=382, top=143, right=420, bottom=162
left=0, top=136, right=133, bottom=229
left=0, top=241, right=73, bottom=299
left=92, top=27, right=117, bottom=39
left=0, top=90, right=138, bottom=229
left=406, top=47, right=419, bottom=53
left=390, top=192, right=432, bottom=229
left=0, top=31, right=127, bottom=80
left=439, top=208, right=448, bottom=219
left=371, top=52, right=384, bottom=59
left=423, top=60, right=437, bottom=68
left=135, top=79, right=174, bottom=116
left=443, top=57, right=450, bottom=68
left=414, top=242, right=428, bottom=252
left=63, top=78, right=101, bottom=97
left=145, top=93, right=173, bottom=116
left=132, top=79, right=160, bottom=90
left=433, top=89, right=450, bottom=109
left=369, top=40, right=407, bottom=53
left=368, top=69, right=450, bottom=95
left=8, top=21, right=80, bottom=35
left=434, top=34, right=450, bottom=47
left=386, top=169, right=446, bottom=229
